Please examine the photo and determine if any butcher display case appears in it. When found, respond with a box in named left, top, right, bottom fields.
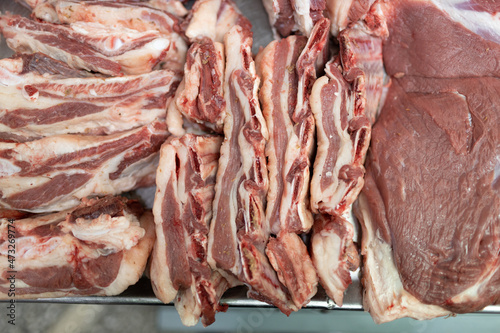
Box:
left=0, top=0, right=498, bottom=332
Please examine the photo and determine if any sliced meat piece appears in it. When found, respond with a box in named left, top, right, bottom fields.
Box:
left=151, top=134, right=226, bottom=327
left=310, top=59, right=370, bottom=215
left=358, top=0, right=500, bottom=323
left=48, top=0, right=187, bottom=72
left=311, top=213, right=359, bottom=306
left=0, top=56, right=180, bottom=140
left=338, top=8, right=386, bottom=124
left=208, top=24, right=296, bottom=314
left=262, top=0, right=326, bottom=38
left=258, top=18, right=329, bottom=235
left=0, top=196, right=155, bottom=299
left=0, top=14, right=171, bottom=75
left=173, top=38, right=225, bottom=134
left=0, top=120, right=169, bottom=213
left=266, top=232, right=318, bottom=308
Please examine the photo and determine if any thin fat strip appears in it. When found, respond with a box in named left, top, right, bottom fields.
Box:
left=0, top=57, right=180, bottom=140
left=207, top=25, right=296, bottom=315
left=0, top=121, right=169, bottom=213
left=0, top=15, right=171, bottom=76
left=151, top=134, right=227, bottom=327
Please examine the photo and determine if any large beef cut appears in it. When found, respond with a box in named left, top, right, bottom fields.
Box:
left=0, top=196, right=155, bottom=299
left=0, top=54, right=180, bottom=141
left=356, top=0, right=500, bottom=323
left=150, top=134, right=227, bottom=327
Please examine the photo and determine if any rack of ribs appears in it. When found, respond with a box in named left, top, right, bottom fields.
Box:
left=0, top=120, right=169, bottom=212
left=0, top=14, right=172, bottom=76
left=255, top=18, right=329, bottom=309
left=207, top=23, right=297, bottom=315
left=0, top=53, right=180, bottom=141
left=150, top=134, right=228, bottom=327
left=165, top=0, right=248, bottom=135
left=0, top=196, right=155, bottom=299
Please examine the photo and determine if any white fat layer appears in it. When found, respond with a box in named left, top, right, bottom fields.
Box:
left=61, top=212, right=144, bottom=251
left=431, top=0, right=500, bottom=44
left=358, top=194, right=450, bottom=323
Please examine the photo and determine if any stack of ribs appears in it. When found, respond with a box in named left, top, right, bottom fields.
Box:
left=0, top=0, right=499, bottom=328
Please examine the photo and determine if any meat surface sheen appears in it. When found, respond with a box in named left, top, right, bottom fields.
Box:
left=360, top=0, right=500, bottom=321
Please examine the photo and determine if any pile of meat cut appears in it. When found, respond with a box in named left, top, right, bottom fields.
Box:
left=0, top=0, right=498, bottom=327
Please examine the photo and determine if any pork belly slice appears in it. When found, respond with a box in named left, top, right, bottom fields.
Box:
left=358, top=0, right=500, bottom=323
left=311, top=213, right=359, bottom=306
left=150, top=134, right=227, bottom=326
left=45, top=0, right=187, bottom=72
left=0, top=57, right=180, bottom=141
left=255, top=19, right=329, bottom=309
left=0, top=196, right=155, bottom=299
left=0, top=120, right=169, bottom=213
left=310, top=60, right=370, bottom=215
left=167, top=0, right=249, bottom=136
left=262, top=0, right=326, bottom=38
left=170, top=38, right=225, bottom=134
left=338, top=10, right=387, bottom=124
left=258, top=18, right=329, bottom=235
left=208, top=25, right=296, bottom=315
left=266, top=233, right=318, bottom=308
left=0, top=15, right=172, bottom=76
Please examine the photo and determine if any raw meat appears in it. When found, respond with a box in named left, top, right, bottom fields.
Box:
left=325, top=0, right=375, bottom=36
left=0, top=54, right=180, bottom=141
left=357, top=0, right=500, bottom=323
left=0, top=14, right=171, bottom=75
left=44, top=0, right=188, bottom=72
left=258, top=18, right=329, bottom=235
left=256, top=19, right=330, bottom=309
left=262, top=0, right=326, bottom=38
left=167, top=0, right=249, bottom=135
left=0, top=196, right=155, bottom=299
left=150, top=134, right=227, bottom=327
left=0, top=120, right=169, bottom=213
left=311, top=213, right=359, bottom=306
left=309, top=59, right=370, bottom=215
left=207, top=24, right=296, bottom=315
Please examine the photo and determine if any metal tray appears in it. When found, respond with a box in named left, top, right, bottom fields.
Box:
left=1, top=0, right=498, bottom=316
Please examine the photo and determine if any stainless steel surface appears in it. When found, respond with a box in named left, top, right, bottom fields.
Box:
left=0, top=0, right=499, bottom=318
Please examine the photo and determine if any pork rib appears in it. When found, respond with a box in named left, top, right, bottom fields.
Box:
left=0, top=14, right=172, bottom=76
left=45, top=0, right=188, bottom=72
left=309, top=59, right=370, bottom=215
left=255, top=19, right=329, bottom=309
left=0, top=196, right=155, bottom=299
left=150, top=134, right=227, bottom=327
left=262, top=0, right=326, bottom=38
left=0, top=120, right=169, bottom=212
left=311, top=213, right=359, bottom=306
left=167, top=0, right=250, bottom=135
left=0, top=55, right=180, bottom=141
left=208, top=24, right=296, bottom=315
